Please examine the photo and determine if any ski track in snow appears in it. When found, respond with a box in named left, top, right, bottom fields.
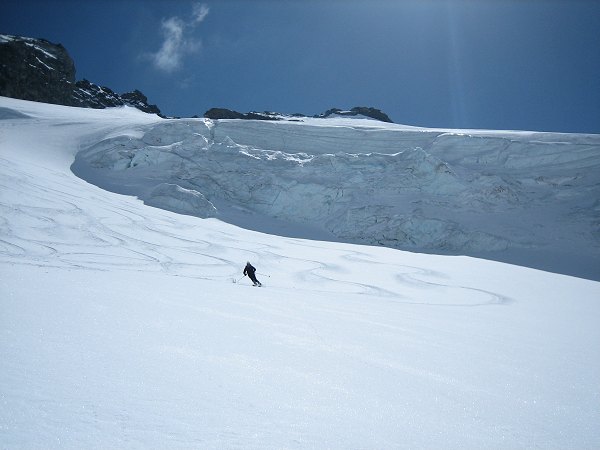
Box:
left=0, top=152, right=509, bottom=307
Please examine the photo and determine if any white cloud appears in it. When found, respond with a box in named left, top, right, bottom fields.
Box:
left=152, top=17, right=185, bottom=73
left=192, top=3, right=210, bottom=24
left=150, top=3, right=209, bottom=73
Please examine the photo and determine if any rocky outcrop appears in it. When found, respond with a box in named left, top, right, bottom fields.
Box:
left=205, top=106, right=394, bottom=123
left=120, top=90, right=161, bottom=115
left=316, top=107, right=393, bottom=123
left=0, top=35, right=75, bottom=106
left=71, top=80, right=161, bottom=115
left=0, top=34, right=161, bottom=116
left=204, top=108, right=281, bottom=121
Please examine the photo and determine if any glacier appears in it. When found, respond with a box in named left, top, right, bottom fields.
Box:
left=72, top=114, right=600, bottom=280
left=1, top=97, right=599, bottom=448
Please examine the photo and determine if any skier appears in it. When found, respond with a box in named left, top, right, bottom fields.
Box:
left=243, top=261, right=262, bottom=286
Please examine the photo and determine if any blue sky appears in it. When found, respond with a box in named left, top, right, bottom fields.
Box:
left=2, top=0, right=599, bottom=133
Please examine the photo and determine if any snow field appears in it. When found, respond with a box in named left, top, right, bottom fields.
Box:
left=1, top=97, right=599, bottom=448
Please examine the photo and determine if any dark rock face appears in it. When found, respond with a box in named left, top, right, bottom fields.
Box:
left=204, top=108, right=245, bottom=120
left=205, top=107, right=394, bottom=123
left=120, top=90, right=161, bottom=115
left=0, top=35, right=75, bottom=106
left=71, top=79, right=123, bottom=108
left=204, top=108, right=280, bottom=121
left=317, top=107, right=393, bottom=123
left=0, top=34, right=161, bottom=116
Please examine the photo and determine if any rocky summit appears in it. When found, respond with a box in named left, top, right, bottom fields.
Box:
left=0, top=34, right=161, bottom=115
left=316, top=107, right=393, bottom=123
left=204, top=106, right=394, bottom=123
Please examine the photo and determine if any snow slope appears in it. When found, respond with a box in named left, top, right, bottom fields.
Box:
left=70, top=106, right=600, bottom=281
left=1, top=97, right=599, bottom=448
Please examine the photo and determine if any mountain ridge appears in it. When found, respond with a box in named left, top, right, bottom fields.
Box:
left=1, top=34, right=394, bottom=123
left=0, top=34, right=162, bottom=116
left=203, top=106, right=394, bottom=123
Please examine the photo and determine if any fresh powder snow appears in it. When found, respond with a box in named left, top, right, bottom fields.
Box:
left=1, top=96, right=599, bottom=449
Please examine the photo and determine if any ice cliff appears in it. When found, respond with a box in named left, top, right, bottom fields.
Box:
left=72, top=116, right=600, bottom=280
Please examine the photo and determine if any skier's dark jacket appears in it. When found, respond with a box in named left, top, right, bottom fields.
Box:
left=243, top=263, right=257, bottom=281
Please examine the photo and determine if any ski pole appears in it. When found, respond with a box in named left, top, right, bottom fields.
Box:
left=234, top=275, right=246, bottom=283
left=257, top=273, right=270, bottom=278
